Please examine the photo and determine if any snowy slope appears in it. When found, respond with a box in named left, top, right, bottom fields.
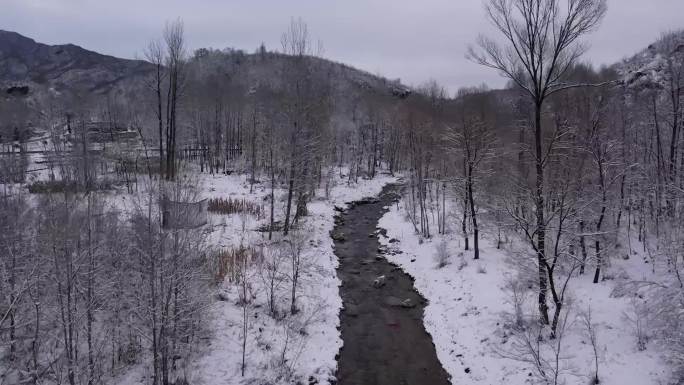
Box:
left=377, top=201, right=672, bottom=385
left=618, top=30, right=684, bottom=88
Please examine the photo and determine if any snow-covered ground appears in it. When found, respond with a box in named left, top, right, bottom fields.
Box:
left=7, top=139, right=403, bottom=385
left=185, top=171, right=398, bottom=385
left=10, top=156, right=674, bottom=385
left=377, top=201, right=672, bottom=385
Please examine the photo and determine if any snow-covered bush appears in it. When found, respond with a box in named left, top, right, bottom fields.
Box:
left=434, top=239, right=450, bottom=268
left=580, top=307, right=601, bottom=385
left=499, top=303, right=575, bottom=385
left=623, top=295, right=649, bottom=351
left=259, top=243, right=288, bottom=318
left=646, top=284, right=684, bottom=378
left=503, top=276, right=529, bottom=330
left=457, top=252, right=468, bottom=270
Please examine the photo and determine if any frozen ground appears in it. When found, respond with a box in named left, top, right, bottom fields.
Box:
left=377, top=200, right=673, bottom=385
left=186, top=171, right=398, bottom=385
left=10, top=145, right=402, bottom=385
left=10, top=163, right=673, bottom=385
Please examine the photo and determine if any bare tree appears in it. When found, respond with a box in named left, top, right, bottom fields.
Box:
left=446, top=88, right=496, bottom=259
left=144, top=39, right=167, bottom=177
left=499, top=299, right=576, bottom=384
left=280, top=17, right=312, bottom=236
left=163, top=18, right=187, bottom=181
left=237, top=243, right=254, bottom=377
left=260, top=243, right=287, bottom=317
left=278, top=18, right=332, bottom=237
left=580, top=307, right=601, bottom=384
left=469, top=0, right=607, bottom=324
left=284, top=229, right=309, bottom=314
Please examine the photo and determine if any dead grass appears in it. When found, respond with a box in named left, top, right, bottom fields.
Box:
left=213, top=245, right=263, bottom=284
left=208, top=197, right=263, bottom=218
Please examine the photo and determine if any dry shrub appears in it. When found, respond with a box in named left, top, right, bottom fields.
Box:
left=28, top=180, right=79, bottom=193
left=208, top=197, right=263, bottom=218
left=27, top=179, right=113, bottom=193
left=214, top=245, right=263, bottom=284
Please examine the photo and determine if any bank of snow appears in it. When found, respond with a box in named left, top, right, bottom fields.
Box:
left=378, top=202, right=671, bottom=385
left=190, top=172, right=397, bottom=385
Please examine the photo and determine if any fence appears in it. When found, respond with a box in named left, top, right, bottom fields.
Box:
left=162, top=198, right=208, bottom=229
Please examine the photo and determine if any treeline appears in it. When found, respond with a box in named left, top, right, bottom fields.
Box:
left=378, top=1, right=684, bottom=381
left=1, top=174, right=210, bottom=385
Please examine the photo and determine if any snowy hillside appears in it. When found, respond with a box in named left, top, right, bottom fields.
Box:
left=618, top=29, right=684, bottom=88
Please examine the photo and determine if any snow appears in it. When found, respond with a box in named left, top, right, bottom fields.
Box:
left=187, top=171, right=398, bottom=385
left=7, top=167, right=398, bottom=385
left=377, top=201, right=672, bottom=385
left=8, top=153, right=675, bottom=385
left=7, top=142, right=403, bottom=385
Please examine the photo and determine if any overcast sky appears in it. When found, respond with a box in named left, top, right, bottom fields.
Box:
left=2, top=0, right=683, bottom=94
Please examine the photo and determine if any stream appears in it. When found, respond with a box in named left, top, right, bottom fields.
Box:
left=333, top=184, right=451, bottom=385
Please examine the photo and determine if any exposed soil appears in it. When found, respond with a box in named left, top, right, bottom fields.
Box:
left=333, top=184, right=451, bottom=385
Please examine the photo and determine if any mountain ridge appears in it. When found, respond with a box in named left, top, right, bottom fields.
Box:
left=0, top=29, right=411, bottom=103
left=0, top=29, right=156, bottom=98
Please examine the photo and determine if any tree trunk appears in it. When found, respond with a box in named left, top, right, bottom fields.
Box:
left=594, top=161, right=607, bottom=284
left=593, top=240, right=602, bottom=284
left=284, top=123, right=297, bottom=236
left=283, top=178, right=294, bottom=236
left=467, top=163, right=479, bottom=259
left=534, top=103, right=550, bottom=325
left=156, top=64, right=164, bottom=178
left=579, top=219, right=588, bottom=275
left=269, top=147, right=275, bottom=241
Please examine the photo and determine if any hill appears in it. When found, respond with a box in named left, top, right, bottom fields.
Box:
left=0, top=30, right=410, bottom=106
left=618, top=29, right=684, bottom=88
left=0, top=30, right=155, bottom=98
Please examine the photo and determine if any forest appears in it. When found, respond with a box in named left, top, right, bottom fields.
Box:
left=1, top=1, right=683, bottom=384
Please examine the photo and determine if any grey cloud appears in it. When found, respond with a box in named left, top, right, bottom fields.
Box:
left=2, top=0, right=683, bottom=94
